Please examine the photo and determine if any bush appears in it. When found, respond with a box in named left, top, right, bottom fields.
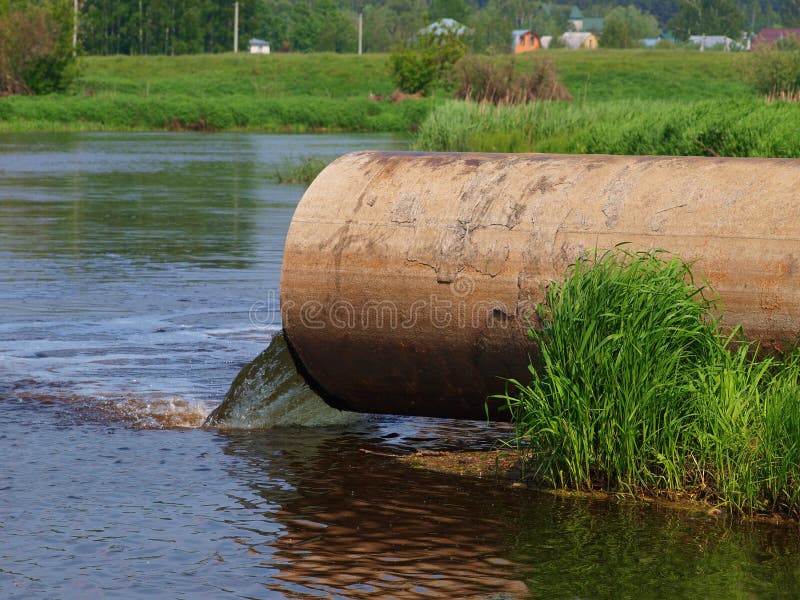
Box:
left=388, top=30, right=467, bottom=94
left=744, top=45, right=800, bottom=98
left=454, top=55, right=572, bottom=104
left=0, top=1, right=77, bottom=95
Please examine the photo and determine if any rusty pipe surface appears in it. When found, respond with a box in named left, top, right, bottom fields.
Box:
left=280, top=152, right=800, bottom=419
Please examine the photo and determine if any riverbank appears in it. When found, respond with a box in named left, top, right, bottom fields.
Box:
left=399, top=449, right=793, bottom=525
left=0, top=50, right=753, bottom=134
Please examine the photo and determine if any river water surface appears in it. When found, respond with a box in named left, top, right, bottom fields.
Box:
left=2, top=133, right=800, bottom=599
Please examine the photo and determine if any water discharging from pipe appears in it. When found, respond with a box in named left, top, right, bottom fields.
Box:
left=204, top=332, right=362, bottom=429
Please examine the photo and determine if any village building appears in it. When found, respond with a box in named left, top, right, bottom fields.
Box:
left=248, top=39, right=271, bottom=54
left=688, top=35, right=739, bottom=51
left=568, top=6, right=604, bottom=34
left=560, top=31, right=599, bottom=49
left=753, top=28, right=800, bottom=49
left=512, top=30, right=542, bottom=53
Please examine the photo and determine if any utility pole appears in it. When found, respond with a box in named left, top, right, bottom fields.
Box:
left=234, top=1, right=239, bottom=54
left=73, top=0, right=78, bottom=57
left=358, top=11, right=363, bottom=55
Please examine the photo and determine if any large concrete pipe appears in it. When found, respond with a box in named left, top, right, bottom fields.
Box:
left=280, top=152, right=800, bottom=419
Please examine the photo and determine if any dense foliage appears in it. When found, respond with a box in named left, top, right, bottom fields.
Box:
left=745, top=42, right=800, bottom=97
left=0, top=0, right=77, bottom=95
left=667, top=0, right=745, bottom=40
left=501, top=248, right=800, bottom=517
left=602, top=5, right=659, bottom=47
left=388, top=27, right=466, bottom=93
left=69, top=0, right=800, bottom=56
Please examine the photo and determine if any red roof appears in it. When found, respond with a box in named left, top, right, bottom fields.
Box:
left=753, top=28, right=800, bottom=49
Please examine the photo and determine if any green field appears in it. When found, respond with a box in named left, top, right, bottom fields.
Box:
left=0, top=53, right=428, bottom=132
left=0, top=50, right=758, bottom=134
left=414, top=51, right=800, bottom=157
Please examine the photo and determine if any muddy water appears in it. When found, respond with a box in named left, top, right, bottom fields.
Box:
left=2, top=133, right=800, bottom=599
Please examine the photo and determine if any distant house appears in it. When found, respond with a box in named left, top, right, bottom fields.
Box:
left=419, top=18, right=469, bottom=37
left=512, top=30, right=542, bottom=53
left=541, top=35, right=553, bottom=49
left=561, top=32, right=599, bottom=49
left=568, top=6, right=604, bottom=33
left=688, top=35, right=739, bottom=51
left=753, top=28, right=800, bottom=49
left=248, top=39, right=270, bottom=54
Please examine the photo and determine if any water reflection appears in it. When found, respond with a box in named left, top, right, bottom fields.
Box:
left=216, top=425, right=800, bottom=599
left=0, top=133, right=271, bottom=267
left=219, top=426, right=529, bottom=598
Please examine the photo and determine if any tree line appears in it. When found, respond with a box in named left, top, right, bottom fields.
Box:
left=7, top=0, right=800, bottom=57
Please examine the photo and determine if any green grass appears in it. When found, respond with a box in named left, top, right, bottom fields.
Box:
left=543, top=49, right=752, bottom=102
left=270, top=155, right=330, bottom=185
left=413, top=98, right=800, bottom=157
left=0, top=53, right=432, bottom=132
left=0, top=50, right=762, bottom=133
left=0, top=92, right=433, bottom=132
left=500, top=248, right=800, bottom=517
left=76, top=53, right=396, bottom=98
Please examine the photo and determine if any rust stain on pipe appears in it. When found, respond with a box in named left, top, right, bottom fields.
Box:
left=280, top=152, right=800, bottom=419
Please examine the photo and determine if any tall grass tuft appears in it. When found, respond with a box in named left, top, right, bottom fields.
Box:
left=413, top=99, right=800, bottom=157
left=270, top=155, right=329, bottom=186
left=501, top=248, right=800, bottom=517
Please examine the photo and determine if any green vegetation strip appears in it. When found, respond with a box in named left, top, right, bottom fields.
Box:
left=270, top=156, right=330, bottom=185
left=414, top=99, right=800, bottom=157
left=0, top=94, right=431, bottom=133
left=0, top=51, right=762, bottom=134
left=500, top=248, right=800, bottom=518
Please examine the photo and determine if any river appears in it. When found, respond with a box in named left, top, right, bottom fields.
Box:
left=2, top=132, right=800, bottom=599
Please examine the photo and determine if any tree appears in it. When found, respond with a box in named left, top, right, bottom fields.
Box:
left=668, top=0, right=745, bottom=39
left=429, top=0, right=469, bottom=23
left=388, top=27, right=467, bottom=93
left=467, top=4, right=514, bottom=52
left=602, top=4, right=659, bottom=48
left=0, top=0, right=77, bottom=95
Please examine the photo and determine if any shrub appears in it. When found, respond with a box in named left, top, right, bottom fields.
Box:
left=388, top=30, right=467, bottom=94
left=454, top=55, right=572, bottom=104
left=744, top=45, right=800, bottom=98
left=0, top=1, right=77, bottom=95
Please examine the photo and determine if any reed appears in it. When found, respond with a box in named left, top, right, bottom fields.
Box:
left=500, top=248, right=800, bottom=517
left=270, top=155, right=330, bottom=185
left=413, top=99, right=800, bottom=157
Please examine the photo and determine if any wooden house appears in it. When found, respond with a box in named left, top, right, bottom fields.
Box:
left=512, top=30, right=542, bottom=53
left=560, top=32, right=598, bottom=49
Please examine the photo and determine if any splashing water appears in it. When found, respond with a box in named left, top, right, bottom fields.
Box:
left=204, top=331, right=362, bottom=429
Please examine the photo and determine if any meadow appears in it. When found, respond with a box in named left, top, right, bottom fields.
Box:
left=413, top=50, right=800, bottom=157
left=0, top=49, right=759, bottom=134
left=0, top=53, right=429, bottom=132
